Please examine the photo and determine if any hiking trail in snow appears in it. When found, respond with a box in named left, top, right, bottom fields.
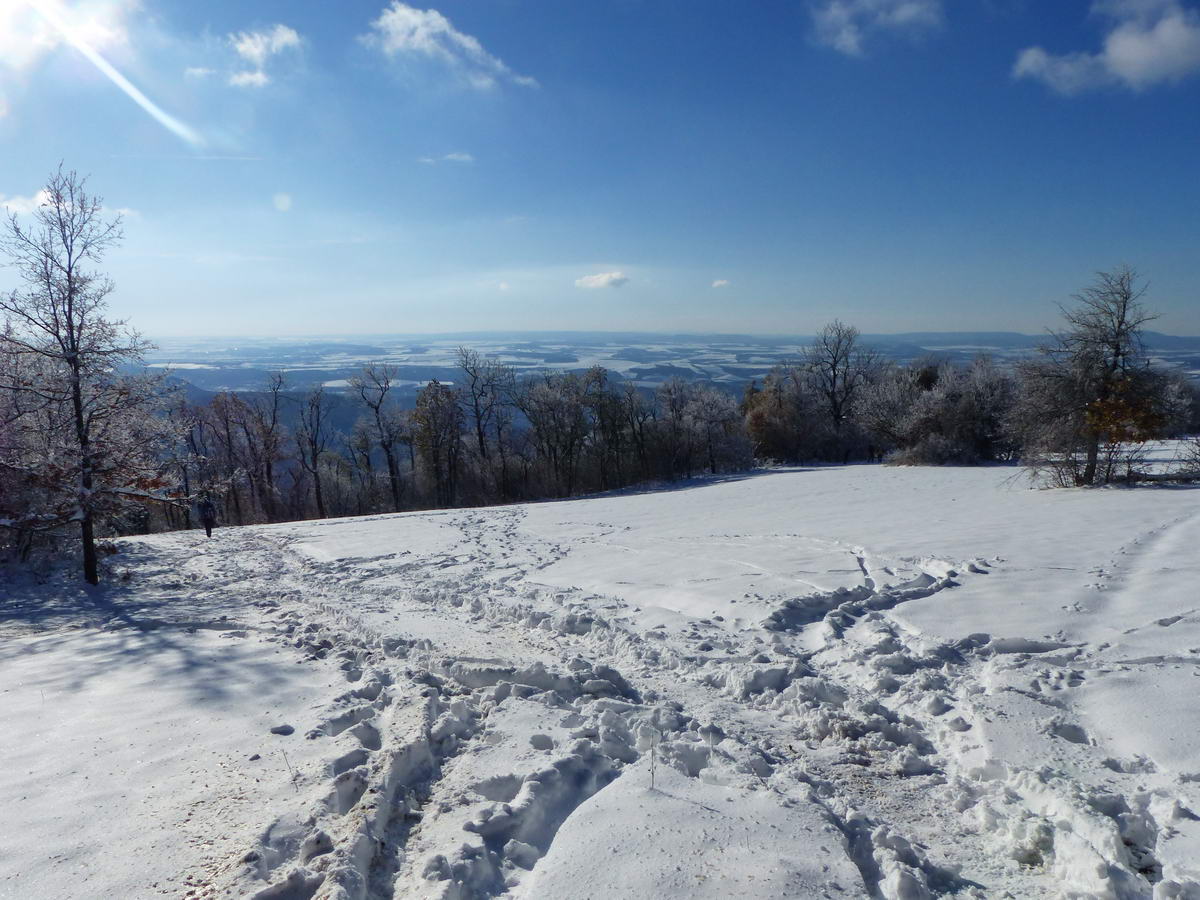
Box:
left=3, top=464, right=1199, bottom=899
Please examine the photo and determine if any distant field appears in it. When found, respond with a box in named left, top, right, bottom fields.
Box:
left=136, top=330, right=1200, bottom=400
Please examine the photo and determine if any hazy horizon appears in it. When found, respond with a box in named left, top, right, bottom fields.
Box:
left=141, top=326, right=1200, bottom=341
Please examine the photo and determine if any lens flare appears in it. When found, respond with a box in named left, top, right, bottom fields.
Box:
left=25, top=0, right=204, bottom=147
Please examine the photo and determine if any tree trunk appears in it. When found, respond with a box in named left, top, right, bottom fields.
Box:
left=1081, top=433, right=1100, bottom=486
left=263, top=458, right=276, bottom=521
left=312, top=460, right=327, bottom=518
left=70, top=355, right=99, bottom=584
left=81, top=515, right=98, bottom=585
left=383, top=444, right=403, bottom=511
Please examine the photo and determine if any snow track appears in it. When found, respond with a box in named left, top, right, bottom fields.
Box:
left=182, top=495, right=1200, bottom=898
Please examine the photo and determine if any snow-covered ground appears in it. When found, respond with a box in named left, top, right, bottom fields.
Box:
left=3, top=462, right=1200, bottom=899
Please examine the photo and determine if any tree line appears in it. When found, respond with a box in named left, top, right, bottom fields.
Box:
left=2, top=170, right=1198, bottom=582
left=743, top=279, right=1197, bottom=480
left=156, top=353, right=752, bottom=532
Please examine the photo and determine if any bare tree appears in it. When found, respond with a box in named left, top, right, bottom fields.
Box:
left=656, top=377, right=697, bottom=479
left=622, top=382, right=654, bottom=479
left=456, top=347, right=516, bottom=500
left=412, top=380, right=463, bottom=507
left=204, top=392, right=250, bottom=524
left=457, top=347, right=496, bottom=463
left=242, top=372, right=287, bottom=521
left=804, top=320, right=878, bottom=458
left=0, top=167, right=170, bottom=582
left=296, top=386, right=333, bottom=518
left=350, top=363, right=406, bottom=511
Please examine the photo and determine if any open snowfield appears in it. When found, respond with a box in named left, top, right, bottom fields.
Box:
left=3, top=461, right=1200, bottom=899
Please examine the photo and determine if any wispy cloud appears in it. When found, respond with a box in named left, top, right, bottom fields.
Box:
left=192, top=251, right=290, bottom=266
left=229, top=70, right=270, bottom=88
left=575, top=271, right=629, bottom=289
left=811, top=0, right=943, bottom=56
left=1014, top=0, right=1200, bottom=94
left=712, top=279, right=731, bottom=288
left=362, top=2, right=537, bottom=89
left=272, top=192, right=293, bottom=212
left=228, top=24, right=302, bottom=88
left=417, top=151, right=475, bottom=164
left=184, top=66, right=215, bottom=79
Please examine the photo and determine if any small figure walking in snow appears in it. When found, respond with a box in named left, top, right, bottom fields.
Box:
left=198, top=497, right=217, bottom=538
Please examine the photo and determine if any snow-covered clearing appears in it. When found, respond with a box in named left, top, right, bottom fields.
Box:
left=3, top=462, right=1200, bottom=899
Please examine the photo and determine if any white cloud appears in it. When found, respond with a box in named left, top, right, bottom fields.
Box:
left=712, top=279, right=730, bottom=288
left=229, top=69, right=270, bottom=88
left=273, top=192, right=292, bottom=212
left=184, top=66, right=215, bottom=79
left=228, top=23, right=301, bottom=88
left=811, top=0, right=943, bottom=56
left=575, top=271, right=629, bottom=289
left=363, top=2, right=537, bottom=89
left=230, top=24, right=301, bottom=68
left=2, top=190, right=136, bottom=218
left=0, top=190, right=50, bottom=214
left=498, top=281, right=511, bottom=292
left=418, top=151, right=475, bottom=164
left=1014, top=0, right=1200, bottom=94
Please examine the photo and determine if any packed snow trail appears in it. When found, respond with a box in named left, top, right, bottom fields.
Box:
left=3, top=464, right=1200, bottom=898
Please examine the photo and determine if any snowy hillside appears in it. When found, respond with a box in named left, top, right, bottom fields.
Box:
left=3, top=462, right=1200, bottom=899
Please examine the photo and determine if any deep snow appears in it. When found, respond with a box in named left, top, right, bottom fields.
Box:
left=3, top=461, right=1200, bottom=899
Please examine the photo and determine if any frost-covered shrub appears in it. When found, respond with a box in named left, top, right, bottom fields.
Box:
left=862, top=357, right=1017, bottom=466
left=886, top=434, right=973, bottom=466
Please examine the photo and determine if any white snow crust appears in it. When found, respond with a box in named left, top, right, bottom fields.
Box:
left=3, top=460, right=1200, bottom=899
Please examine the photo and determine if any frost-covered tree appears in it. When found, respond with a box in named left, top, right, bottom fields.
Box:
left=512, top=372, right=589, bottom=496
left=687, top=385, right=751, bottom=474
left=742, top=364, right=825, bottom=463
left=1013, top=267, right=1172, bottom=486
left=0, top=168, right=172, bottom=581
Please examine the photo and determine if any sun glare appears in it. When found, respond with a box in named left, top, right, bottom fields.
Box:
left=5, top=0, right=204, bottom=147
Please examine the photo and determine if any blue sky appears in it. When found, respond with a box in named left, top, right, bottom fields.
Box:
left=2, top=0, right=1198, bottom=336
